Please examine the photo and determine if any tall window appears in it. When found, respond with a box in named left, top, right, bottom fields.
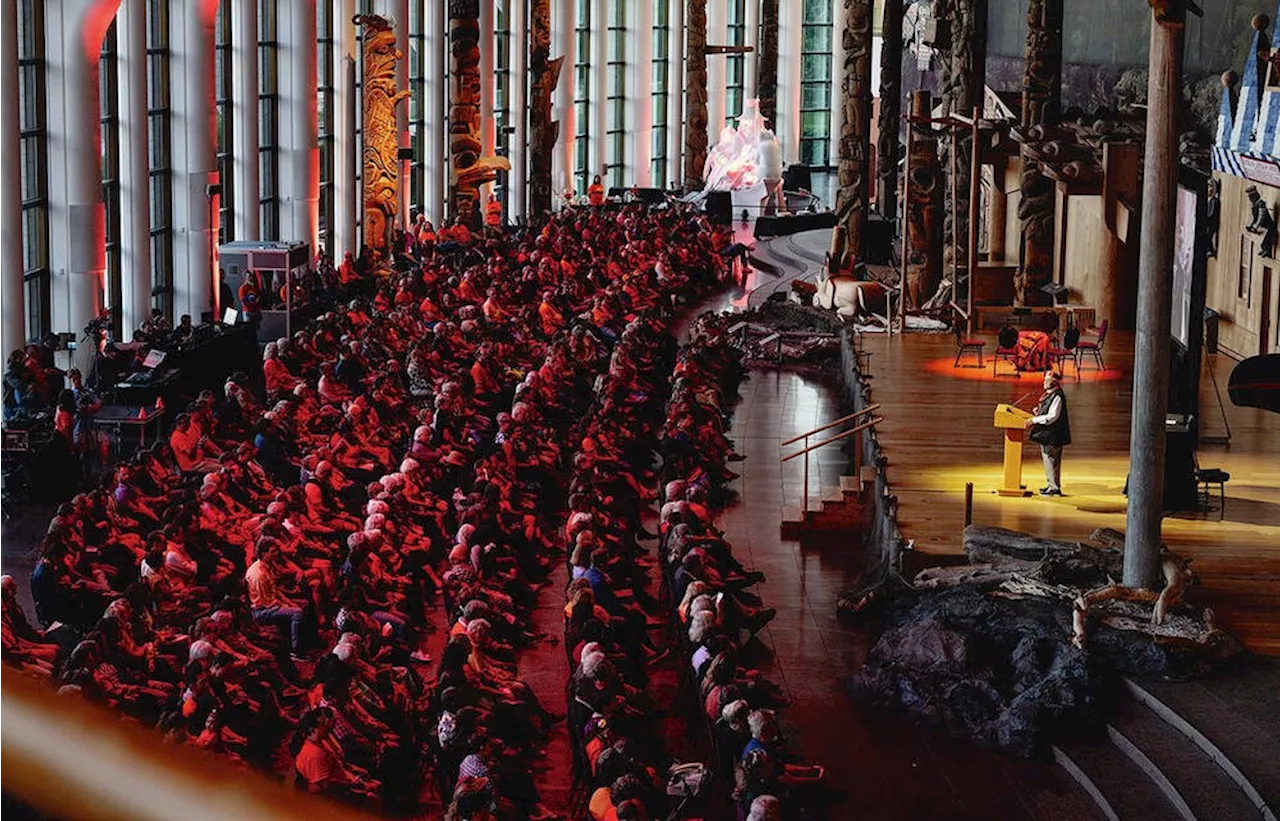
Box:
left=799, top=0, right=833, bottom=167
left=147, top=0, right=174, bottom=319
left=318, top=0, right=336, bottom=250
left=604, top=0, right=625, bottom=189
left=215, top=3, right=234, bottom=244
left=573, top=0, right=591, bottom=193
left=407, top=0, right=425, bottom=221
left=651, top=0, right=669, bottom=187
left=19, top=0, right=50, bottom=339
left=258, top=0, right=280, bottom=239
left=494, top=2, right=512, bottom=213
left=725, top=0, right=746, bottom=122
left=101, top=22, right=122, bottom=338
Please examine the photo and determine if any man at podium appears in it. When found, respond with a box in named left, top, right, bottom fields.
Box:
left=1024, top=370, right=1072, bottom=496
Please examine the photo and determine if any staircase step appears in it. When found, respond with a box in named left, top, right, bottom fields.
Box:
left=1107, top=698, right=1258, bottom=821
left=1053, top=738, right=1183, bottom=821
left=839, top=475, right=860, bottom=494
left=860, top=465, right=878, bottom=485
left=820, top=486, right=846, bottom=505
left=1124, top=677, right=1280, bottom=820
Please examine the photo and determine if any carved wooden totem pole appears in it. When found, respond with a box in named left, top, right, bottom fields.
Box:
left=877, top=0, right=905, bottom=221
left=939, top=0, right=987, bottom=293
left=449, top=0, right=510, bottom=228
left=905, top=90, right=942, bottom=308
left=757, top=0, right=779, bottom=130
left=683, top=0, right=709, bottom=191
left=528, top=0, right=561, bottom=219
left=833, top=0, right=874, bottom=267
left=356, top=14, right=411, bottom=265
left=1015, top=0, right=1063, bottom=305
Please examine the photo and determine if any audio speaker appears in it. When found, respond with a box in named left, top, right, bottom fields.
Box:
left=706, top=191, right=733, bottom=225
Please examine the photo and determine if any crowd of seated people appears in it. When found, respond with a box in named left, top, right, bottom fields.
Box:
left=659, top=313, right=825, bottom=820
left=3, top=202, right=738, bottom=819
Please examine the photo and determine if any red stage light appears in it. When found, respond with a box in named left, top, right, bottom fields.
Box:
left=921, top=358, right=1126, bottom=383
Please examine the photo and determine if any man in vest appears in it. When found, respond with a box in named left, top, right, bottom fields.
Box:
left=1025, top=370, right=1071, bottom=496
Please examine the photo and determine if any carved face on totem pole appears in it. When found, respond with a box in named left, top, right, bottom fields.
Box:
left=356, top=14, right=410, bottom=262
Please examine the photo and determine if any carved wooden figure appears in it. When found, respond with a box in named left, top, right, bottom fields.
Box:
left=356, top=14, right=411, bottom=265
left=757, top=0, right=780, bottom=131
left=834, top=0, right=874, bottom=268
left=449, top=0, right=510, bottom=227
left=939, top=0, right=987, bottom=292
left=684, top=0, right=709, bottom=190
left=1016, top=0, right=1063, bottom=305
left=877, top=0, right=905, bottom=220
left=528, top=0, right=561, bottom=218
left=905, top=90, right=942, bottom=308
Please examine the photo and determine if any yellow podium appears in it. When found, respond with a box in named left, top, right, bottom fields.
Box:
left=993, top=403, right=1034, bottom=497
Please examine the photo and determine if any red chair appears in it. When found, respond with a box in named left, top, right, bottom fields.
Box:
left=1075, top=319, right=1109, bottom=373
left=1048, top=324, right=1078, bottom=379
left=993, top=326, right=1020, bottom=377
left=952, top=324, right=986, bottom=368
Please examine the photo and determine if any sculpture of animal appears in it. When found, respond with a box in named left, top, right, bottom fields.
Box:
left=813, top=260, right=888, bottom=320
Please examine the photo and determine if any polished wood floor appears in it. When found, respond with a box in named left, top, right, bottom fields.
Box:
left=859, top=330, right=1280, bottom=655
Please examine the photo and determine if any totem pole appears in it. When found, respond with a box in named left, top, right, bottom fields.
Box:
left=757, top=0, right=779, bottom=131
left=449, top=0, right=510, bottom=228
left=905, top=90, right=942, bottom=308
left=832, top=0, right=874, bottom=268
left=877, top=0, right=905, bottom=221
left=683, top=0, right=709, bottom=191
left=355, top=14, right=411, bottom=266
left=1015, top=0, right=1063, bottom=305
left=528, top=0, right=561, bottom=219
left=939, top=0, right=987, bottom=295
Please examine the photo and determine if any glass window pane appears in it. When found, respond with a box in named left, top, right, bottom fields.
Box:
left=802, top=54, right=831, bottom=82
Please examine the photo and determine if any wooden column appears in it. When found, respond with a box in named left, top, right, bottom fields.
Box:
left=1124, top=1, right=1186, bottom=591
left=683, top=0, right=709, bottom=190
left=1098, top=141, right=1139, bottom=329
left=905, top=90, right=942, bottom=308
left=833, top=0, right=874, bottom=267
left=528, top=0, right=560, bottom=219
left=1014, top=0, right=1063, bottom=305
left=940, top=0, right=987, bottom=294
left=877, top=0, right=904, bottom=220
left=448, top=0, right=510, bottom=227
left=757, top=0, right=779, bottom=130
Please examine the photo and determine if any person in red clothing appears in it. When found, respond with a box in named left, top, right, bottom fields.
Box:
left=292, top=706, right=378, bottom=799
left=237, top=275, right=261, bottom=323
left=484, top=193, right=503, bottom=229
left=588, top=174, right=606, bottom=206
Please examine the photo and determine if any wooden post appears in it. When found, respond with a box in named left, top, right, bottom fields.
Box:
left=802, top=435, right=810, bottom=515
left=1015, top=0, right=1064, bottom=305
left=1124, top=0, right=1186, bottom=590
left=967, top=108, right=981, bottom=335
left=683, top=0, right=709, bottom=191
left=904, top=90, right=941, bottom=310
left=940, top=0, right=987, bottom=307
left=989, top=171, right=1007, bottom=260
left=964, top=482, right=974, bottom=527
left=757, top=0, right=779, bottom=131
left=877, top=0, right=904, bottom=220
left=527, top=0, right=560, bottom=219
left=834, top=0, right=874, bottom=265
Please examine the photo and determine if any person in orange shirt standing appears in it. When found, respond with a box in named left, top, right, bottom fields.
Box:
left=588, top=174, right=606, bottom=206
left=484, top=193, right=503, bottom=229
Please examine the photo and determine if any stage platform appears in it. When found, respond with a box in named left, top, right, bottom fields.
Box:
left=859, top=330, right=1280, bottom=656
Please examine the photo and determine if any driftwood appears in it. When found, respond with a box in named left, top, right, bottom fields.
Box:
left=913, top=563, right=1022, bottom=589
left=1087, top=527, right=1126, bottom=550
left=1071, top=552, right=1197, bottom=648
left=963, top=524, right=1122, bottom=579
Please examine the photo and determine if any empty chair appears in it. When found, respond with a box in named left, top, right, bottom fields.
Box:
left=1048, top=322, right=1079, bottom=379
left=1196, top=463, right=1230, bottom=519
left=1075, top=319, right=1109, bottom=373
left=952, top=323, right=986, bottom=368
left=993, top=326, right=1020, bottom=377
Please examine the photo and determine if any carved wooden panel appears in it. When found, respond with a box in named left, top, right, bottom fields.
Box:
left=528, top=0, right=560, bottom=218
left=449, top=0, right=510, bottom=227
left=683, top=0, right=709, bottom=190
left=834, top=0, right=874, bottom=266
left=356, top=14, right=410, bottom=262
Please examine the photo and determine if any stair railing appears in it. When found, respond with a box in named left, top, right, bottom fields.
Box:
left=780, top=405, right=883, bottom=514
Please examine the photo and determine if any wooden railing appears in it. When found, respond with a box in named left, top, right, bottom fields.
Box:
left=779, top=405, right=884, bottom=514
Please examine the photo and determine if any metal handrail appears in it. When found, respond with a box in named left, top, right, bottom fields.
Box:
left=781, top=416, right=884, bottom=462
left=779, top=404, right=881, bottom=447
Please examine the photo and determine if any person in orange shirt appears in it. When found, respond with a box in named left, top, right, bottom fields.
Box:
left=588, top=174, right=606, bottom=206
left=483, top=193, right=503, bottom=229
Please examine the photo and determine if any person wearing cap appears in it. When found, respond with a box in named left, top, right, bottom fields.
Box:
left=1025, top=370, right=1072, bottom=496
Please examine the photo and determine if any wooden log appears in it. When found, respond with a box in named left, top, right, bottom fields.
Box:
left=964, top=524, right=1122, bottom=579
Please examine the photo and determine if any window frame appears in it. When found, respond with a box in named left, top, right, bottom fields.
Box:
left=573, top=0, right=591, bottom=194
left=147, top=0, right=174, bottom=319
left=101, top=21, right=123, bottom=339
left=799, top=0, right=834, bottom=169
left=18, top=0, right=50, bottom=339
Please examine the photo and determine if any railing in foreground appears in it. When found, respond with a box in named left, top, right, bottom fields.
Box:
left=779, top=404, right=883, bottom=515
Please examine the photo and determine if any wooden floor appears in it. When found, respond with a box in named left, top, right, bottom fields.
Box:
left=859, top=329, right=1280, bottom=656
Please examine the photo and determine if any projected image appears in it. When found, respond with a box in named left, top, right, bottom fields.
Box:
left=1171, top=186, right=1197, bottom=348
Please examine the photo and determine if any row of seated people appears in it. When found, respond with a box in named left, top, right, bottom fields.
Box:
left=2, top=203, right=737, bottom=821
left=563, top=308, right=685, bottom=821
left=660, top=313, right=825, bottom=821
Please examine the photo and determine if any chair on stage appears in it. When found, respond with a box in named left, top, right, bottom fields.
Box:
left=1195, top=461, right=1230, bottom=519
left=1048, top=323, right=1079, bottom=379
left=952, top=321, right=986, bottom=368
left=993, top=326, right=1020, bottom=377
left=1075, top=319, right=1109, bottom=373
